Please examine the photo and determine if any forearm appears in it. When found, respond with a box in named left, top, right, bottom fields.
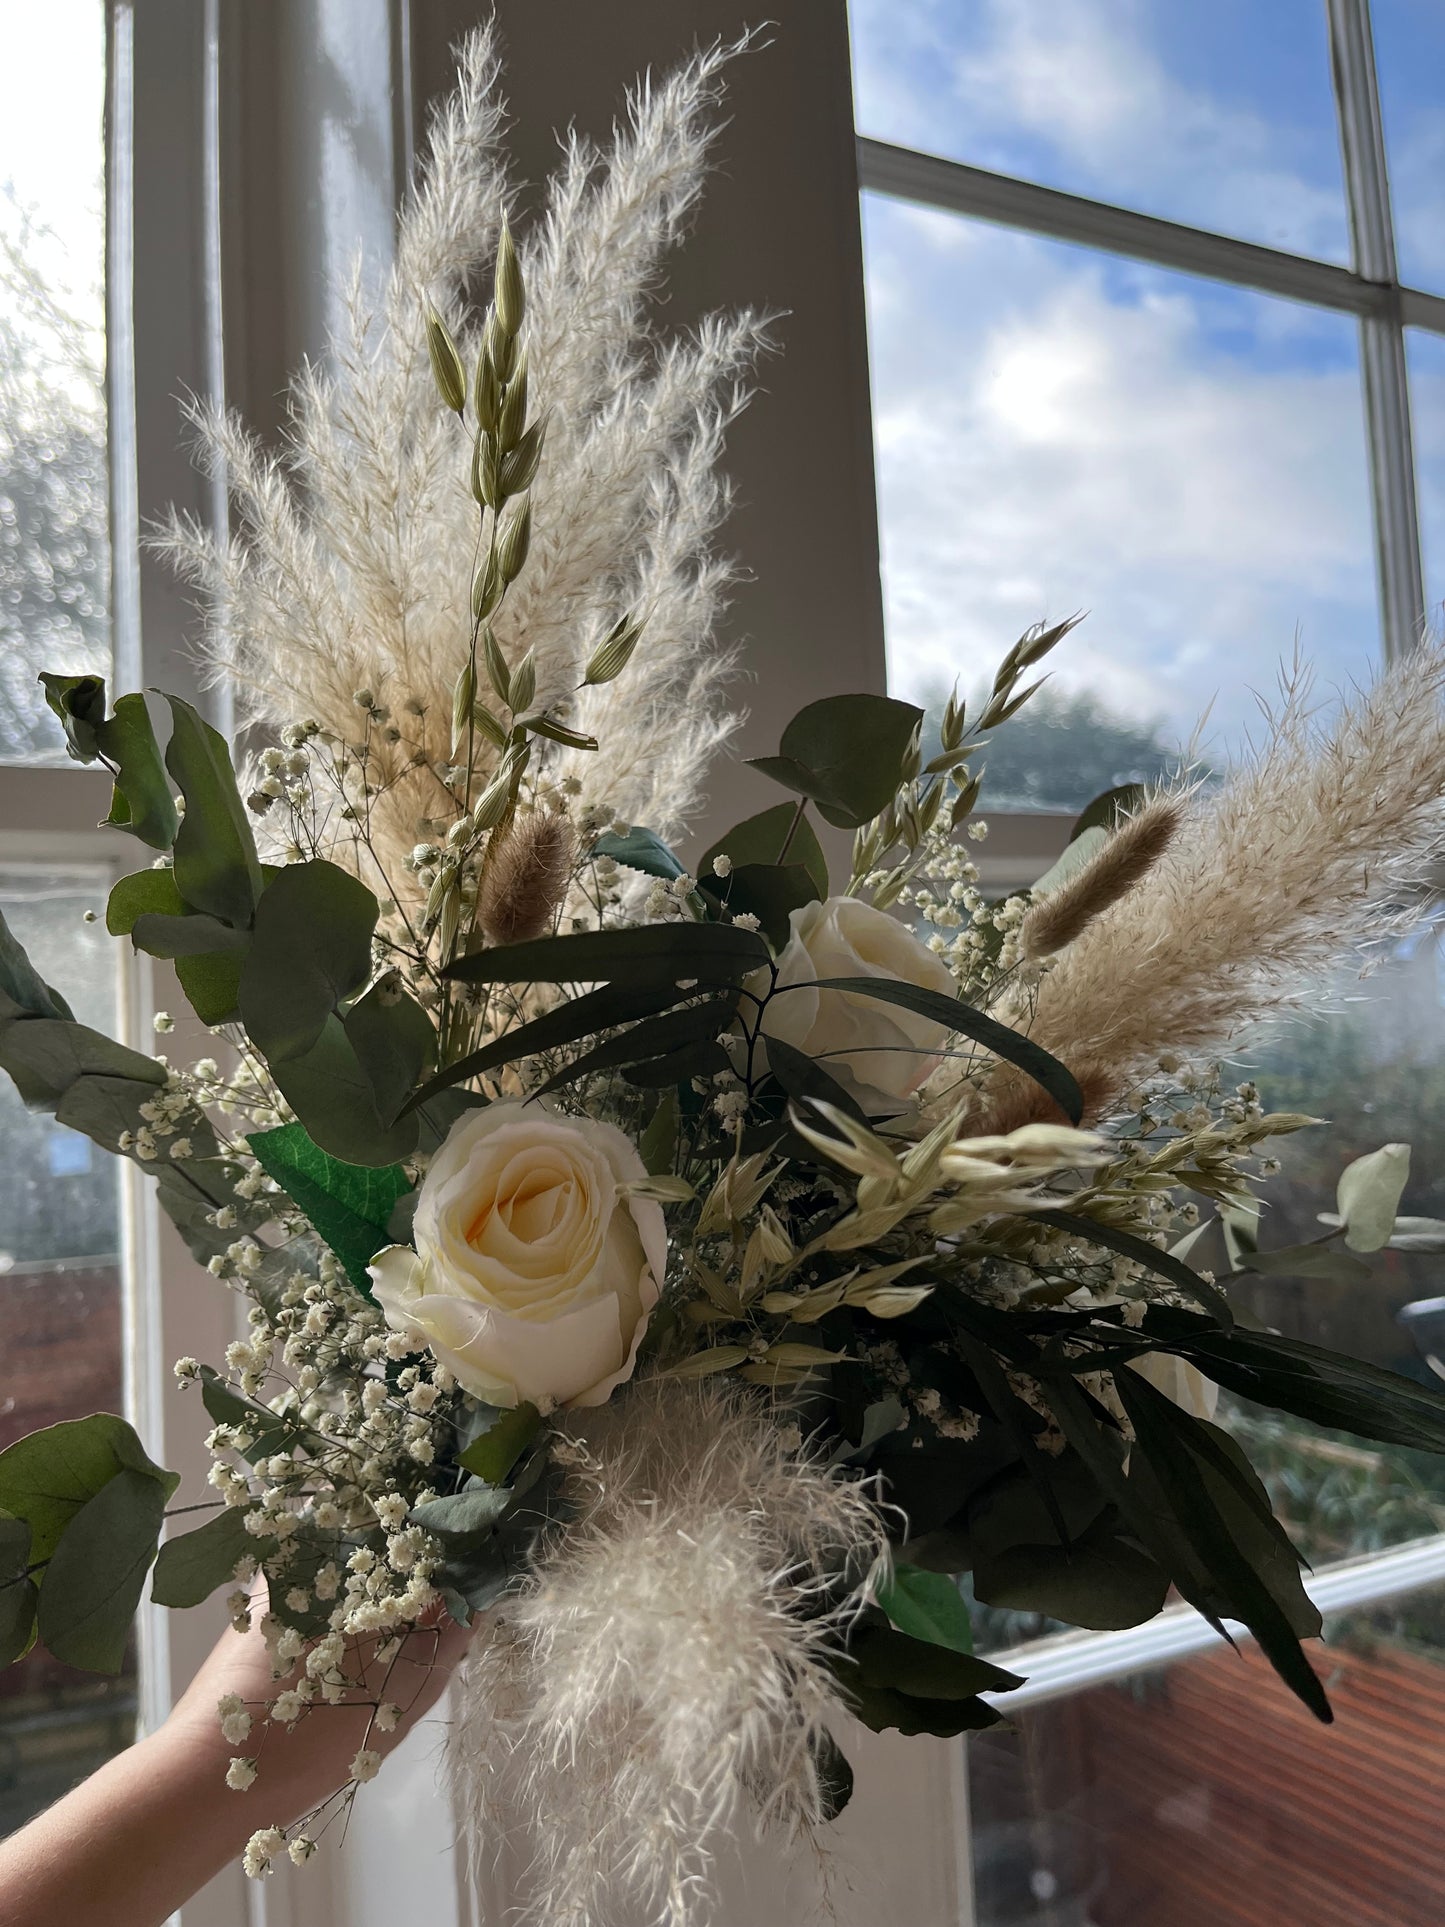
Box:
left=0, top=1720, right=293, bottom=1927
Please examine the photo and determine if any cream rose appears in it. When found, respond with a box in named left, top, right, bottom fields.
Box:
left=755, top=895, right=961, bottom=1111
left=368, top=1101, right=666, bottom=1411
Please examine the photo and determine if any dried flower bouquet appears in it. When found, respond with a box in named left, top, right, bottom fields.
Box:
left=6, top=28, right=1445, bottom=1927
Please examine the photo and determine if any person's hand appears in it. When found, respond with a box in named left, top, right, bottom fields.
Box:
left=162, top=1591, right=474, bottom=1833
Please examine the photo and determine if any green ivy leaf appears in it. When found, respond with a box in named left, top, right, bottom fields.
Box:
left=163, top=697, right=261, bottom=926
left=247, top=1121, right=411, bottom=1295
left=746, top=694, right=924, bottom=829
left=876, top=1563, right=977, bottom=1656
left=38, top=1468, right=170, bottom=1673
left=151, top=1507, right=254, bottom=1609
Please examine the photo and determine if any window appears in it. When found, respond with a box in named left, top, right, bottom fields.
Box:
left=849, top=0, right=1445, bottom=1916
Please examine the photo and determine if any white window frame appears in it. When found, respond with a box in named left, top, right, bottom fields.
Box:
left=849, top=0, right=1445, bottom=1749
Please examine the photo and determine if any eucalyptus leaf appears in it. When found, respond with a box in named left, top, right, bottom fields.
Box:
left=344, top=971, right=435, bottom=1123
left=151, top=1506, right=253, bottom=1608
left=40, top=671, right=108, bottom=761
left=1240, top=1244, right=1371, bottom=1284
left=411, top=1486, right=514, bottom=1539
left=98, top=692, right=180, bottom=849
left=1336, top=1142, right=1411, bottom=1253
left=590, top=826, right=686, bottom=881
left=164, top=696, right=262, bottom=927
left=705, top=862, right=819, bottom=948
left=1068, top=783, right=1147, bottom=841
left=698, top=802, right=829, bottom=900
left=0, top=906, right=73, bottom=1021
left=38, top=1468, right=169, bottom=1673
left=0, top=1413, right=172, bottom=1567
left=746, top=694, right=924, bottom=830
left=263, top=1013, right=419, bottom=1166
left=0, top=1018, right=166, bottom=1112
left=239, top=861, right=378, bottom=1062
left=1026, top=827, right=1108, bottom=900
left=0, top=1575, right=36, bottom=1667
left=973, top=1517, right=1169, bottom=1630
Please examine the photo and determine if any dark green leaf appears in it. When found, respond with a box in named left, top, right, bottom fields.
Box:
left=813, top=1729, right=854, bottom=1824
left=344, top=971, right=435, bottom=1123
left=765, top=1035, right=868, bottom=1128
left=164, top=696, right=262, bottom=927
left=98, top=692, right=180, bottom=849
left=1113, top=1370, right=1330, bottom=1720
left=877, top=1564, right=976, bottom=1654
left=796, top=977, right=1084, bottom=1126
left=640, top=1090, right=678, bottom=1175
left=973, top=1517, right=1169, bottom=1630
left=849, top=1622, right=1022, bottom=1698
left=620, top=1038, right=730, bottom=1087
left=175, top=949, right=245, bottom=1027
left=457, top=1405, right=541, bottom=1484
left=151, top=1507, right=253, bottom=1608
left=704, top=862, right=819, bottom=948
left=39, top=672, right=108, bottom=762
left=38, top=1468, right=169, bottom=1673
left=697, top=802, right=829, bottom=899
left=590, top=827, right=686, bottom=881
left=443, top=920, right=770, bottom=987
left=0, top=1414, right=170, bottom=1566
left=107, top=866, right=184, bottom=935
left=1069, top=783, right=1146, bottom=840
left=247, top=1121, right=411, bottom=1296
left=404, top=980, right=681, bottom=1113
left=536, top=996, right=737, bottom=1096
left=0, top=1576, right=37, bottom=1667
left=0, top=906, right=73, bottom=1020
left=746, top=694, right=925, bottom=829
left=239, top=860, right=378, bottom=1062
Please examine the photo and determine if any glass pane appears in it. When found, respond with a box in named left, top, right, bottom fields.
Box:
left=0, top=866, right=132, bottom=1835
left=863, top=197, right=1380, bottom=811
left=1374, top=0, right=1445, bottom=293
left=0, top=0, right=112, bottom=763
left=1409, top=329, right=1445, bottom=629
left=971, top=1582, right=1445, bottom=1924
left=850, top=0, right=1350, bottom=262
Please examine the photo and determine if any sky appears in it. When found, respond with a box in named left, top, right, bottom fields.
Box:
left=848, top=0, right=1445, bottom=793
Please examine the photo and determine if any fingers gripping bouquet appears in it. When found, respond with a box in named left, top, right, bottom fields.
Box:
left=9, top=26, right=1445, bottom=1925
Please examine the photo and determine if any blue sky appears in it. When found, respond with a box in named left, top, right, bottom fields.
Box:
left=848, top=0, right=1445, bottom=792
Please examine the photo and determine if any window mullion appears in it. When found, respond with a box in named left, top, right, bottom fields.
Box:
left=1328, top=0, right=1426, bottom=659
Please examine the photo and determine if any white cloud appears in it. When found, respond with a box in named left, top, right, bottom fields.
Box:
left=851, top=0, right=1348, bottom=260
left=862, top=199, right=1381, bottom=753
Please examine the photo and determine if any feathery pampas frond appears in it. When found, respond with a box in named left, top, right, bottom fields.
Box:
left=983, top=649, right=1445, bottom=1131
left=453, top=1378, right=888, bottom=1927
left=153, top=26, right=769, bottom=882
left=1017, top=795, right=1182, bottom=962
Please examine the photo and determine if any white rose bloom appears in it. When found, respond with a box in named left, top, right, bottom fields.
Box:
left=754, top=896, right=961, bottom=1110
left=368, top=1101, right=665, bottom=1411
left=1129, top=1350, right=1219, bottom=1423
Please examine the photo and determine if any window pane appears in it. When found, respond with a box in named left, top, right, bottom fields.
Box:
left=863, top=197, right=1380, bottom=810
left=850, top=0, right=1350, bottom=262
left=0, top=0, right=112, bottom=764
left=971, top=1583, right=1445, bottom=1924
left=1373, top=0, right=1445, bottom=293
left=0, top=866, right=132, bottom=1835
left=1409, top=329, right=1445, bottom=627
